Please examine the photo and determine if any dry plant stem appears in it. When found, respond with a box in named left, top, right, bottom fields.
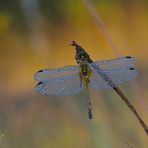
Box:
left=125, top=142, right=134, bottom=148
left=113, top=87, right=148, bottom=136
left=72, top=41, right=148, bottom=135
left=82, top=0, right=146, bottom=106
left=81, top=0, right=121, bottom=55
left=81, top=0, right=148, bottom=135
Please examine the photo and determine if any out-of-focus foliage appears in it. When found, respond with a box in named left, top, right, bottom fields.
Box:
left=0, top=0, right=148, bottom=148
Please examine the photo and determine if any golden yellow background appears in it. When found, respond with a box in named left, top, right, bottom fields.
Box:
left=0, top=0, right=148, bottom=147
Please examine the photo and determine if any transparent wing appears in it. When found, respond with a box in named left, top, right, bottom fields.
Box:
left=34, top=65, right=79, bottom=81
left=93, top=56, right=136, bottom=70
left=35, top=74, right=84, bottom=96
left=89, top=67, right=138, bottom=89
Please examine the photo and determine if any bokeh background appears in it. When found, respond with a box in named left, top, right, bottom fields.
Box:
left=0, top=0, right=148, bottom=147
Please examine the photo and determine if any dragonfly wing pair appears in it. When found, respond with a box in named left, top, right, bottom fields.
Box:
left=90, top=56, right=137, bottom=89
left=35, top=65, right=83, bottom=95
left=35, top=56, right=137, bottom=95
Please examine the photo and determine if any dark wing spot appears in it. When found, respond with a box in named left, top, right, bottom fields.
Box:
left=125, top=56, right=132, bottom=59
left=38, top=70, right=43, bottom=73
left=38, top=82, right=43, bottom=85
left=129, top=67, right=134, bottom=70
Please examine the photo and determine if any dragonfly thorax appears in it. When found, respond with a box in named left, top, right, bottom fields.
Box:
left=79, top=61, right=92, bottom=94
left=79, top=61, right=92, bottom=77
left=75, top=49, right=92, bottom=64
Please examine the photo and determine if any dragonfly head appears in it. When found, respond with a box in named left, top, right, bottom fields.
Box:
left=71, top=40, right=77, bottom=46
left=71, top=41, right=93, bottom=63
left=71, top=41, right=83, bottom=52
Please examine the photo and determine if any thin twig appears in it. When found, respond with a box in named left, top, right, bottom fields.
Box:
left=72, top=41, right=148, bottom=136
left=125, top=142, right=134, bottom=148
left=80, top=0, right=148, bottom=135
left=81, top=0, right=121, bottom=55
left=81, top=0, right=147, bottom=110
left=113, top=87, right=148, bottom=135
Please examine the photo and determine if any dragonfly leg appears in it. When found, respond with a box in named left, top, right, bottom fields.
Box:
left=79, top=70, right=83, bottom=88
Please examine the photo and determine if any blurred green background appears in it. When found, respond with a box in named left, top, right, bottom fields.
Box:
left=0, top=0, right=148, bottom=147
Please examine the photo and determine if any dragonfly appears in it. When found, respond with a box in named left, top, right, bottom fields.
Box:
left=34, top=41, right=137, bottom=119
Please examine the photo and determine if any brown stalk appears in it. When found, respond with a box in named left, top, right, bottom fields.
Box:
left=113, top=87, right=148, bottom=135
left=81, top=0, right=148, bottom=136
left=72, top=41, right=148, bottom=135
left=81, top=0, right=121, bottom=55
